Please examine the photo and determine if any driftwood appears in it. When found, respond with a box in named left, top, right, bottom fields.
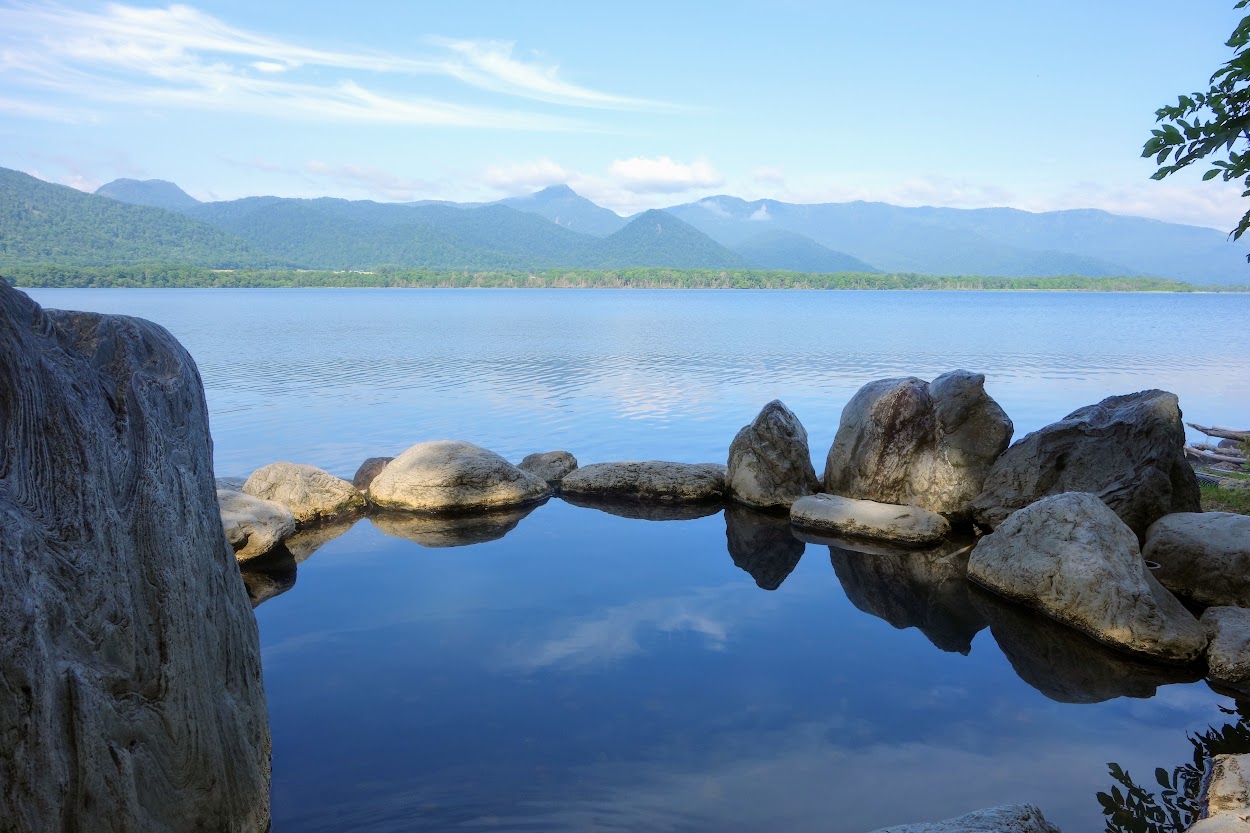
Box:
left=1187, top=423, right=1250, bottom=442
left=1195, top=443, right=1247, bottom=458
left=1185, top=445, right=1249, bottom=466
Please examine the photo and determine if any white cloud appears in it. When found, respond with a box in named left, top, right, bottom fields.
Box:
left=608, top=155, right=724, bottom=193
left=0, top=3, right=661, bottom=129
left=749, top=202, right=770, bottom=221
left=481, top=159, right=573, bottom=190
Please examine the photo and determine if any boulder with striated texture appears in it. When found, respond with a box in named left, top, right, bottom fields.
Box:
left=1144, top=512, right=1250, bottom=607
left=791, top=493, right=951, bottom=546
left=561, top=461, right=726, bottom=502
left=368, top=440, right=551, bottom=513
left=727, top=400, right=819, bottom=510
left=824, top=370, right=1013, bottom=519
left=971, top=389, right=1199, bottom=538
left=243, top=461, right=365, bottom=526
left=968, top=492, right=1206, bottom=664
left=218, top=488, right=297, bottom=562
left=0, top=284, right=270, bottom=832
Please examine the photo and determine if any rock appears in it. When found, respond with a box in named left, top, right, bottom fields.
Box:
left=726, top=400, right=819, bottom=509
left=1196, top=755, right=1250, bottom=833
left=216, top=476, right=246, bottom=491
left=968, top=492, right=1207, bottom=663
left=243, top=461, right=366, bottom=526
left=218, top=488, right=297, bottom=562
left=560, top=461, right=727, bottom=502
left=1202, top=607, right=1250, bottom=695
left=865, top=804, right=1062, bottom=833
left=971, top=389, right=1199, bottom=538
left=369, top=440, right=551, bottom=513
left=724, top=505, right=805, bottom=590
left=561, top=493, right=723, bottom=521
left=239, top=549, right=298, bottom=609
left=1217, top=478, right=1250, bottom=492
left=824, top=370, right=1013, bottom=518
left=790, top=494, right=951, bottom=547
left=371, top=504, right=539, bottom=547
left=830, top=542, right=985, bottom=654
left=0, top=284, right=269, bottom=831
left=518, top=450, right=579, bottom=484
left=352, top=456, right=394, bottom=491
left=1145, top=512, right=1250, bottom=607
left=283, top=518, right=358, bottom=563
left=972, top=587, right=1200, bottom=703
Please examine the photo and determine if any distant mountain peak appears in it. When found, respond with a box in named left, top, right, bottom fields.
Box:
left=533, top=183, right=576, bottom=197
left=498, top=183, right=626, bottom=237
left=96, top=178, right=200, bottom=212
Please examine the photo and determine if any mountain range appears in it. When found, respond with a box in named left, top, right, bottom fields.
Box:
left=1, top=165, right=1246, bottom=283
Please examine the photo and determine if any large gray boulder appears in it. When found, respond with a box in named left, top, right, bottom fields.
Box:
left=1202, top=607, right=1250, bottom=695
left=824, top=370, right=1013, bottom=519
left=0, top=285, right=270, bottom=831
left=969, top=492, right=1207, bottom=664
left=518, top=450, right=579, bottom=484
left=726, top=400, right=819, bottom=510
left=560, top=461, right=726, bottom=502
left=866, top=804, right=1062, bottom=833
left=1144, top=512, right=1250, bottom=607
left=971, top=389, right=1199, bottom=538
left=791, top=494, right=951, bottom=546
left=218, top=488, right=297, bottom=562
left=368, top=440, right=551, bottom=512
left=243, top=461, right=366, bottom=526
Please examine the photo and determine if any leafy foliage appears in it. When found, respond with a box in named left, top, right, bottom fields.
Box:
left=1144, top=1, right=1250, bottom=244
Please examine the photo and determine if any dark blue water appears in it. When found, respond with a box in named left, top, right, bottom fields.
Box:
left=26, top=288, right=1250, bottom=832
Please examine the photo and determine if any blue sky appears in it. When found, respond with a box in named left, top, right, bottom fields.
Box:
left=1, top=0, right=1247, bottom=228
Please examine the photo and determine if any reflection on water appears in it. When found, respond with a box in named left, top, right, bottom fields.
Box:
left=370, top=503, right=542, bottom=548
left=561, top=492, right=724, bottom=521
left=723, top=505, right=805, bottom=590
left=239, top=548, right=297, bottom=608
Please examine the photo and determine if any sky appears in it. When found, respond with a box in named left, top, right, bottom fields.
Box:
left=1, top=0, right=1248, bottom=228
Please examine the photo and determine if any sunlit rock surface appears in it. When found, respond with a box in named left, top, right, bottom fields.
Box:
left=971, top=389, right=1198, bottom=537
left=369, top=440, right=551, bottom=512
left=969, top=492, right=1207, bottom=664
left=724, top=505, right=805, bottom=590
left=218, top=488, right=297, bottom=562
left=0, top=284, right=270, bottom=832
left=561, top=460, right=727, bottom=502
left=791, top=493, right=951, bottom=546
left=824, top=370, right=1012, bottom=519
left=1145, top=512, right=1250, bottom=607
left=1191, top=754, right=1250, bottom=833
left=1203, top=607, right=1250, bottom=695
left=243, top=461, right=366, bottom=526
left=865, top=804, right=1062, bottom=833
left=726, top=399, right=819, bottom=510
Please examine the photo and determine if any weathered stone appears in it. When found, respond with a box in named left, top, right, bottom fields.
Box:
left=369, top=440, right=550, bottom=512
left=968, top=492, right=1207, bottom=663
left=560, top=461, right=726, bottom=502
left=726, top=400, right=819, bottom=510
left=243, top=461, right=366, bottom=526
left=352, top=456, right=394, bottom=491
left=561, top=493, right=723, bottom=521
left=724, top=505, right=805, bottom=590
left=0, top=284, right=270, bottom=831
left=824, top=370, right=1013, bottom=518
left=1203, top=607, right=1250, bottom=695
left=518, top=450, right=579, bottom=483
left=239, top=549, right=298, bottom=609
left=830, top=542, right=985, bottom=654
left=371, top=504, right=539, bottom=548
left=1145, top=512, right=1250, bottom=607
left=972, top=587, right=1200, bottom=703
left=865, top=804, right=1062, bottom=833
left=791, top=494, right=951, bottom=546
left=218, top=488, right=297, bottom=562
left=971, top=389, right=1199, bottom=538
left=1193, top=754, right=1250, bottom=833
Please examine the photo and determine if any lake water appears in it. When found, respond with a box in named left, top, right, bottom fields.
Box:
left=25, top=288, right=1250, bottom=832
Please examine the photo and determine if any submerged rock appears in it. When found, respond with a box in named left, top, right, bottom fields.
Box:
left=830, top=542, right=985, bottom=655
left=968, top=492, right=1206, bottom=664
left=561, top=461, right=727, bottom=502
left=371, top=504, right=540, bottom=548
left=724, top=505, right=805, bottom=590
left=726, top=400, right=819, bottom=510
left=865, top=804, right=1062, bottom=833
left=1144, top=512, right=1250, bottom=607
left=218, top=488, right=297, bottom=562
left=369, top=440, right=551, bottom=512
left=0, top=284, right=270, bottom=831
left=791, top=494, right=951, bottom=546
left=1202, top=607, right=1250, bottom=696
left=824, top=370, right=1013, bottom=519
left=971, top=389, right=1199, bottom=537
left=243, top=461, right=366, bottom=526
left=518, top=450, right=579, bottom=484
left=352, top=456, right=394, bottom=491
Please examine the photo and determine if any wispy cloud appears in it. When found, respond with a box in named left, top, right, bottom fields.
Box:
left=0, top=2, right=664, bottom=129
left=608, top=155, right=724, bottom=193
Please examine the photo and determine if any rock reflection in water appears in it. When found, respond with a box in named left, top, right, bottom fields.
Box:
left=284, top=518, right=359, bottom=563
left=370, top=502, right=542, bottom=548
left=829, top=539, right=986, bottom=654
left=723, top=505, right=805, bottom=590
left=971, top=587, right=1202, bottom=703
left=239, top=547, right=298, bottom=609
left=560, top=493, right=723, bottom=522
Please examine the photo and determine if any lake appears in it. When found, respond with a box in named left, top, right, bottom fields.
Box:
left=25, top=287, right=1250, bottom=832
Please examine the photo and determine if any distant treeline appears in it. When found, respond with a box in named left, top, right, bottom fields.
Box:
left=3, top=264, right=1239, bottom=292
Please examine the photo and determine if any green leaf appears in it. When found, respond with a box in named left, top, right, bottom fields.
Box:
left=1205, top=169, right=1222, bottom=180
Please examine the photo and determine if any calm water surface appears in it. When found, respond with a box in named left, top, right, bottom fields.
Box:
left=26, top=288, right=1250, bottom=832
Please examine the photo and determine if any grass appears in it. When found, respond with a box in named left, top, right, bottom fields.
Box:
left=1201, top=482, right=1250, bottom=515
